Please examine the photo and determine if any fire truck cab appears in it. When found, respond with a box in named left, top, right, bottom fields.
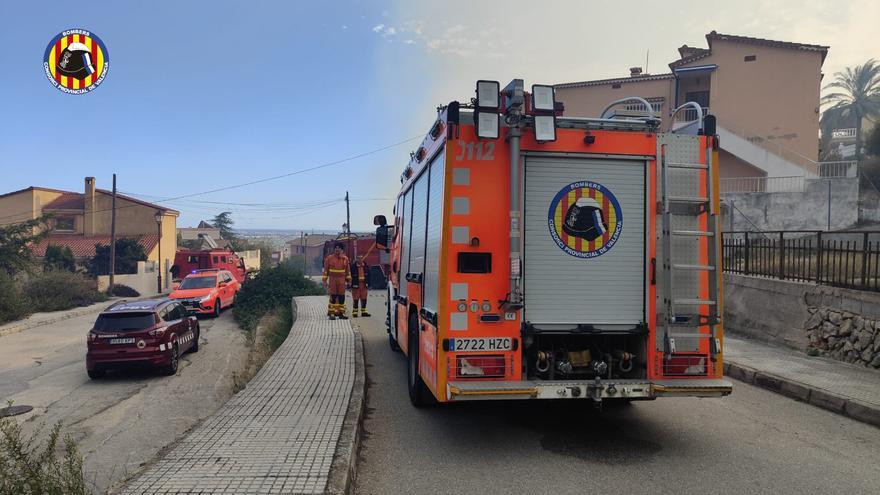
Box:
left=376, top=79, right=732, bottom=406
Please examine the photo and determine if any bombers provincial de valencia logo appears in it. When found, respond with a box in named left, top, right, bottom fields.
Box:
left=548, top=181, right=623, bottom=258
left=43, top=29, right=109, bottom=94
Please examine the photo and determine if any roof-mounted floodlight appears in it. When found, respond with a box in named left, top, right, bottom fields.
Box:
left=475, top=111, right=500, bottom=139
left=531, top=84, right=556, bottom=112
left=476, top=80, right=500, bottom=110
left=534, top=115, right=556, bottom=142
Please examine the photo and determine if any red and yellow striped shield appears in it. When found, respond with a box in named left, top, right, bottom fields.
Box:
left=43, top=29, right=110, bottom=94
left=547, top=181, right=623, bottom=259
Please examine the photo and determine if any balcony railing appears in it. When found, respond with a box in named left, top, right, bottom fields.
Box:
left=830, top=128, right=857, bottom=139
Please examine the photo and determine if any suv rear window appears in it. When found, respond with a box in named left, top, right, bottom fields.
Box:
left=94, top=312, right=157, bottom=332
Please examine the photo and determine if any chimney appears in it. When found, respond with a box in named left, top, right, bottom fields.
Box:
left=84, top=177, right=96, bottom=235
left=629, top=67, right=643, bottom=77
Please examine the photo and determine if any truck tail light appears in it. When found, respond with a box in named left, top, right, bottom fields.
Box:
left=455, top=355, right=505, bottom=379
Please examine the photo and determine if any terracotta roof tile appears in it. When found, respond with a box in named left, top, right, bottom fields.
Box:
left=33, top=234, right=160, bottom=259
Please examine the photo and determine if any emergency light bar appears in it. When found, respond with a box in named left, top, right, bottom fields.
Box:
left=531, top=84, right=556, bottom=112
left=475, top=111, right=500, bottom=139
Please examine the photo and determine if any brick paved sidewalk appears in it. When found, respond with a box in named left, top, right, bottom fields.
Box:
left=122, top=296, right=358, bottom=494
left=725, top=336, right=880, bottom=427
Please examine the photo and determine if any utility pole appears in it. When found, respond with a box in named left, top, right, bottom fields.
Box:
left=345, top=191, right=352, bottom=258
left=109, top=174, right=117, bottom=295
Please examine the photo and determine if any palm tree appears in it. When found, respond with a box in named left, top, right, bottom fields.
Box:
left=821, top=59, right=880, bottom=162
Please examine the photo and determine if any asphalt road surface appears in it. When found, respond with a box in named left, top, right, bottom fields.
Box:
left=354, top=291, right=880, bottom=495
left=0, top=307, right=249, bottom=494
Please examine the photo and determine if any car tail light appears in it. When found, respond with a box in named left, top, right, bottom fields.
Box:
left=88, top=332, right=97, bottom=343
left=148, top=327, right=167, bottom=337
left=455, top=355, right=505, bottom=379
left=663, top=355, right=707, bottom=376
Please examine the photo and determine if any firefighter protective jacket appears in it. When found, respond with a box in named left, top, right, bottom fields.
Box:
left=323, top=254, right=351, bottom=281
left=350, top=261, right=370, bottom=288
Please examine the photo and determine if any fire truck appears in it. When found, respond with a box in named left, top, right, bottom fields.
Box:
left=374, top=79, right=733, bottom=406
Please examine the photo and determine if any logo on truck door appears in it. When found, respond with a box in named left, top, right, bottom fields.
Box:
left=548, top=181, right=622, bottom=258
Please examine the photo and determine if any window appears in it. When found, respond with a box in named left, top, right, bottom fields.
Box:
left=93, top=313, right=156, bottom=331
left=54, top=216, right=75, bottom=232
left=744, top=55, right=757, bottom=62
left=221, top=256, right=227, bottom=263
left=187, top=255, right=198, bottom=263
left=213, top=256, right=219, bottom=263
left=611, top=83, right=622, bottom=89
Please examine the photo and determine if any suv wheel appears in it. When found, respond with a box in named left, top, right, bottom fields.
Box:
left=190, top=327, right=200, bottom=353
left=163, top=344, right=179, bottom=375
left=212, top=299, right=221, bottom=318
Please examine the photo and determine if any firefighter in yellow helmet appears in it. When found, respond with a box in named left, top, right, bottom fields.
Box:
left=349, top=254, right=371, bottom=317
left=322, top=242, right=351, bottom=320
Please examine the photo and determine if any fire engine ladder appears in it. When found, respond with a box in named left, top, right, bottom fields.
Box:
left=659, top=108, right=722, bottom=362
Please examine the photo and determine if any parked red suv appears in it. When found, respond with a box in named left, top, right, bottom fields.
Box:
left=86, top=299, right=199, bottom=379
left=169, top=269, right=240, bottom=317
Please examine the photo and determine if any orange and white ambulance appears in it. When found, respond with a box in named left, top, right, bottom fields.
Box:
left=374, top=79, right=732, bottom=406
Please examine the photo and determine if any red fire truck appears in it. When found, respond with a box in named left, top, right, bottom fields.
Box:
left=374, top=79, right=732, bottom=406
left=171, top=249, right=248, bottom=283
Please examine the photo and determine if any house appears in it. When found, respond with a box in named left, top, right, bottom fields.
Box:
left=178, top=221, right=234, bottom=250
left=556, top=31, right=829, bottom=179
left=0, top=177, right=179, bottom=286
left=287, top=233, right=338, bottom=275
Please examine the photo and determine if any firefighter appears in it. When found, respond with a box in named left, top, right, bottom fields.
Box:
left=322, top=242, right=351, bottom=320
left=350, top=255, right=371, bottom=317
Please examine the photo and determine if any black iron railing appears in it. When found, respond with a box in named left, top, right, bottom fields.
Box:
left=722, top=230, right=880, bottom=292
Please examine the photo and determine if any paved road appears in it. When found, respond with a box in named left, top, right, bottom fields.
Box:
left=0, top=308, right=249, bottom=494
left=354, top=292, right=880, bottom=495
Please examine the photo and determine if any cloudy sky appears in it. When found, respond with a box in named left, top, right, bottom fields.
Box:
left=1, top=0, right=877, bottom=230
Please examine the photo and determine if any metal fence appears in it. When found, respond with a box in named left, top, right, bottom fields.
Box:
left=722, top=230, right=880, bottom=292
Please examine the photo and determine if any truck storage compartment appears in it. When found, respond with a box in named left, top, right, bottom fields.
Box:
left=523, top=333, right=647, bottom=381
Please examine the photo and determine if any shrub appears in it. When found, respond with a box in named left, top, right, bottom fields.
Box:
left=108, top=284, right=140, bottom=297
left=43, top=245, right=76, bottom=273
left=23, top=272, right=107, bottom=313
left=87, top=238, right=147, bottom=276
left=0, top=409, right=88, bottom=495
left=0, top=273, right=29, bottom=324
left=233, top=260, right=324, bottom=332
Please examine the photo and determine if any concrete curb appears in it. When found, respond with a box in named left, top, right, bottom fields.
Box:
left=327, top=328, right=366, bottom=495
left=724, top=361, right=880, bottom=428
left=0, top=302, right=109, bottom=338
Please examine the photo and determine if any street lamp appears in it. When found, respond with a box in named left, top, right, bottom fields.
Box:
left=155, top=210, right=162, bottom=294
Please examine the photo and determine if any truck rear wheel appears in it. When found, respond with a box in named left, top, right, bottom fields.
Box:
left=407, top=314, right=433, bottom=407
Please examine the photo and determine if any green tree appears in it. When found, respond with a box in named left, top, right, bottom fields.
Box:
left=821, top=59, right=880, bottom=161
left=212, top=211, right=236, bottom=240
left=0, top=215, right=50, bottom=276
left=88, top=238, right=147, bottom=276
left=43, top=245, right=76, bottom=272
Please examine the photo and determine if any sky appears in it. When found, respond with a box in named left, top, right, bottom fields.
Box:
left=1, top=0, right=878, bottom=231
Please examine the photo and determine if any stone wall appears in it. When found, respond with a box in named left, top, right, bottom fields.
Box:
left=804, top=309, right=880, bottom=368
left=724, top=273, right=880, bottom=368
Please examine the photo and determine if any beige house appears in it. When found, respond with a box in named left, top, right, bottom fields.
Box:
left=0, top=177, right=179, bottom=286
left=556, top=31, right=829, bottom=179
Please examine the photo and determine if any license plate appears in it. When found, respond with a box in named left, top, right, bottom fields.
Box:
left=109, top=338, right=135, bottom=345
left=449, top=337, right=512, bottom=352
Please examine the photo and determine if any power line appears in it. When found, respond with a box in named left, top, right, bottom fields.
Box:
left=0, top=135, right=420, bottom=223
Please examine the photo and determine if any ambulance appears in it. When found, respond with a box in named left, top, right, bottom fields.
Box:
left=374, top=79, right=733, bottom=406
